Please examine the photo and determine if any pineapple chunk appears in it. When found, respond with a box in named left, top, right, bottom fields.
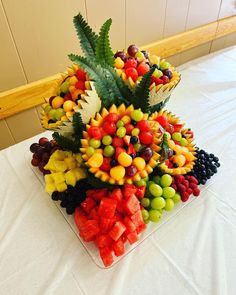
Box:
left=44, top=159, right=56, bottom=172
left=72, top=168, right=87, bottom=180
left=65, top=170, right=76, bottom=186
left=51, top=172, right=65, bottom=184
left=54, top=160, right=68, bottom=172
left=45, top=183, right=56, bottom=194
left=56, top=182, right=67, bottom=192
left=75, top=153, right=83, bottom=165
left=63, top=151, right=73, bottom=158
left=64, top=157, right=77, bottom=169
left=51, top=150, right=66, bottom=160
left=44, top=174, right=54, bottom=184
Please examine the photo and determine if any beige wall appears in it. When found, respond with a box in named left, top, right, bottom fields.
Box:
left=0, top=0, right=236, bottom=150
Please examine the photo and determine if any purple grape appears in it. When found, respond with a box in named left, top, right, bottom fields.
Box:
left=167, top=149, right=174, bottom=158
left=30, top=143, right=40, bottom=153
left=114, top=51, right=127, bottom=62
left=126, top=165, right=138, bottom=177
left=140, top=147, right=153, bottom=161
left=42, top=152, right=50, bottom=163
left=127, top=45, right=139, bottom=57
left=141, top=50, right=149, bottom=59
left=162, top=69, right=173, bottom=79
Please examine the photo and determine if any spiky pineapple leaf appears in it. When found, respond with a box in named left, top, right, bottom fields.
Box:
left=52, top=132, right=80, bottom=153
left=95, top=18, right=114, bottom=66
left=72, top=112, right=85, bottom=141
left=149, top=95, right=171, bottom=113
left=87, top=172, right=116, bottom=189
left=160, top=132, right=170, bottom=163
left=69, top=54, right=130, bottom=107
left=132, top=67, right=155, bottom=112
left=73, top=13, right=98, bottom=58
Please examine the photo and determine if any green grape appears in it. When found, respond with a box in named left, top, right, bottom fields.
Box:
left=164, top=132, right=171, bottom=140
left=134, top=143, right=142, bottom=152
left=149, top=183, right=163, bottom=197
left=141, top=197, right=150, bottom=208
left=89, top=138, right=101, bottom=148
left=164, top=199, right=175, bottom=211
left=144, top=219, right=150, bottom=224
left=116, top=127, right=126, bottom=138
left=162, top=187, right=175, bottom=198
left=44, top=105, right=52, bottom=113
left=135, top=179, right=147, bottom=187
left=131, top=128, right=140, bottom=136
left=141, top=209, right=149, bottom=220
left=48, top=109, right=57, bottom=120
left=143, top=176, right=149, bottom=182
left=160, top=61, right=171, bottom=70
left=151, top=197, right=166, bottom=209
left=153, top=69, right=163, bottom=78
left=152, top=175, right=161, bottom=185
left=60, top=81, right=70, bottom=93
left=86, top=146, right=95, bottom=156
left=102, top=135, right=112, bottom=145
left=172, top=132, right=182, bottom=142
left=116, top=120, right=124, bottom=128
left=131, top=109, right=144, bottom=122
left=180, top=138, right=188, bottom=146
left=146, top=181, right=155, bottom=189
left=148, top=209, right=162, bottom=222
left=173, top=193, right=181, bottom=203
left=55, top=108, right=65, bottom=120
left=103, top=145, right=115, bottom=157
left=160, top=174, right=172, bottom=187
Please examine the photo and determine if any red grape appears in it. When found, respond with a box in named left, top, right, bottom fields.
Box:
left=127, top=44, right=139, bottom=57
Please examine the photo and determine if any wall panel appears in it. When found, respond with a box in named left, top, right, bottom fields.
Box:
left=0, top=119, right=15, bottom=150
left=126, top=0, right=167, bottom=47
left=0, top=2, right=27, bottom=91
left=86, top=0, right=125, bottom=50
left=219, top=0, right=236, bottom=18
left=2, top=0, right=86, bottom=83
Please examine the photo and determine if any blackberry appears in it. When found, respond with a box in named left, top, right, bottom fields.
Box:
left=130, top=136, right=138, bottom=144
left=51, top=191, right=59, bottom=201
left=131, top=120, right=137, bottom=126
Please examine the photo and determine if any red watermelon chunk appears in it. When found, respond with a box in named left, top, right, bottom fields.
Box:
left=136, top=223, right=147, bottom=234
left=96, top=234, right=113, bottom=248
left=99, top=247, right=114, bottom=267
left=100, top=217, right=115, bottom=233
left=130, top=210, right=144, bottom=228
left=109, top=221, right=126, bottom=241
left=127, top=231, right=139, bottom=244
left=86, top=188, right=108, bottom=201
left=98, top=198, right=117, bottom=218
left=110, top=188, right=123, bottom=202
left=112, top=239, right=125, bottom=257
left=80, top=220, right=100, bottom=242
left=81, top=197, right=96, bottom=214
left=88, top=207, right=99, bottom=220
left=136, top=186, right=146, bottom=198
left=123, top=184, right=137, bottom=198
left=123, top=194, right=140, bottom=215
left=123, top=217, right=136, bottom=233
left=74, top=207, right=88, bottom=230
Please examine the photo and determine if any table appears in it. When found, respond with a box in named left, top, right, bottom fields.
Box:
left=1, top=46, right=236, bottom=295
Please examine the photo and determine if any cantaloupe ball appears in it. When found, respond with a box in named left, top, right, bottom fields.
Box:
left=52, top=96, right=64, bottom=109
left=132, top=157, right=146, bottom=170
left=87, top=153, right=103, bottom=168
left=118, top=152, right=132, bottom=167
left=110, top=166, right=125, bottom=180
left=63, top=100, right=75, bottom=112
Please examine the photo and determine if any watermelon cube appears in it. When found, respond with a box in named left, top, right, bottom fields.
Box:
left=86, top=188, right=108, bottom=201
left=123, top=217, right=136, bottom=233
left=99, top=247, right=114, bottom=267
left=136, top=186, right=146, bottom=198
left=88, top=207, right=99, bottom=220
left=98, top=198, right=117, bottom=218
left=81, top=197, right=96, bottom=214
left=110, top=188, right=123, bottom=202
left=80, top=220, right=100, bottom=242
left=74, top=207, right=88, bottom=230
left=127, top=231, right=139, bottom=244
left=136, top=223, right=147, bottom=234
left=96, top=234, right=113, bottom=248
left=109, top=221, right=126, bottom=241
left=100, top=217, right=115, bottom=233
left=123, top=194, right=140, bottom=215
left=123, top=184, right=137, bottom=198
left=112, top=239, right=125, bottom=257
left=130, top=210, right=144, bottom=228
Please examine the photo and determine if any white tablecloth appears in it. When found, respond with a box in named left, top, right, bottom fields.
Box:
left=1, top=46, right=236, bottom=295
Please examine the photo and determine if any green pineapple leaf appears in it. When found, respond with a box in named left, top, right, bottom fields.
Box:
left=72, top=112, right=85, bottom=142
left=69, top=54, right=130, bottom=107
left=87, top=172, right=116, bottom=189
left=132, top=67, right=155, bottom=112
left=159, top=132, right=170, bottom=163
left=95, top=18, right=114, bottom=66
left=52, top=132, right=80, bottom=153
left=73, top=13, right=98, bottom=58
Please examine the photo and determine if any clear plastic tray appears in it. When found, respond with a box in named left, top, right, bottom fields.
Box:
left=26, top=151, right=215, bottom=268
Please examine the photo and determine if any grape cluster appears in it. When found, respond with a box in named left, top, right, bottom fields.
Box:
left=51, top=179, right=91, bottom=215
left=30, top=137, right=58, bottom=174
left=171, top=175, right=200, bottom=202
left=189, top=148, right=220, bottom=185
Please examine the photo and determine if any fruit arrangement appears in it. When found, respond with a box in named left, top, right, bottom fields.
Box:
left=28, top=14, right=220, bottom=267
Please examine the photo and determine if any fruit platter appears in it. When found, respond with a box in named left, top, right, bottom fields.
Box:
left=28, top=14, right=220, bottom=267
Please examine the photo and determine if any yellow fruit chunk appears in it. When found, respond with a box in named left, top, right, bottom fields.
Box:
left=118, top=152, right=132, bottom=167
left=64, top=157, right=77, bottom=169
left=184, top=152, right=195, bottom=162
left=168, top=140, right=175, bottom=150
left=69, top=76, right=78, bottom=85
left=132, top=157, right=146, bottom=171
left=75, top=153, right=83, bottom=164
left=110, top=166, right=125, bottom=180
left=87, top=153, right=103, bottom=168
left=52, top=96, right=64, bottom=109
left=63, top=100, right=75, bottom=112
left=51, top=172, right=65, bottom=184
left=51, top=150, right=66, bottom=160
left=44, top=174, right=54, bottom=184
left=44, top=159, right=56, bottom=172
left=56, top=182, right=67, bottom=192
left=54, top=160, right=68, bottom=172
left=72, top=168, right=87, bottom=180
left=45, top=183, right=56, bottom=194
left=121, top=115, right=131, bottom=125
left=114, top=57, right=124, bottom=69
left=65, top=170, right=76, bottom=186
left=173, top=155, right=186, bottom=167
